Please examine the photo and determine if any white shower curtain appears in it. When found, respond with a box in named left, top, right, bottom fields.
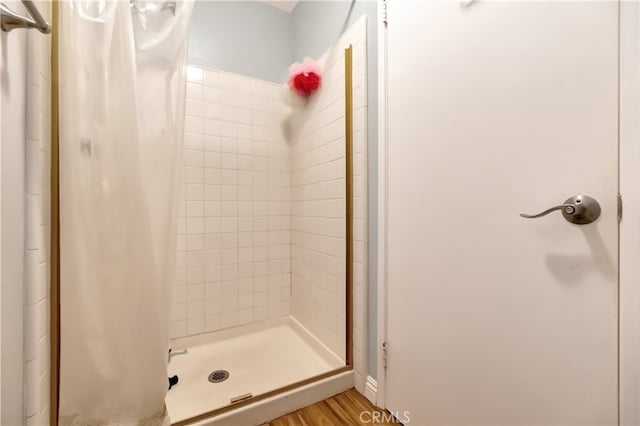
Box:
left=58, top=1, right=193, bottom=424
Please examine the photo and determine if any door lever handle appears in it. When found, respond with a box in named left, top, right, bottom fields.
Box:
left=520, top=195, right=600, bottom=225
left=520, top=204, right=575, bottom=219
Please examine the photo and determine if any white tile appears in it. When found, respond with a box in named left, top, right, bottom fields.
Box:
left=204, top=135, right=221, bottom=152
left=170, top=321, right=186, bottom=339
left=238, top=308, right=253, bottom=325
left=205, top=217, right=222, bottom=233
left=222, top=264, right=239, bottom=281
left=222, top=153, right=238, bottom=170
left=187, top=82, right=203, bottom=100
left=253, top=306, right=268, bottom=321
left=173, top=285, right=187, bottom=304
left=186, top=99, right=204, bottom=116
left=239, top=232, right=253, bottom=248
left=204, top=102, right=222, bottom=120
left=204, top=69, right=222, bottom=86
left=205, top=314, right=222, bottom=332
left=204, top=152, right=222, bottom=168
left=185, top=167, right=203, bottom=184
left=238, top=123, right=252, bottom=139
left=204, top=86, right=221, bottom=103
left=186, top=252, right=204, bottom=269
left=206, top=295, right=223, bottom=316
left=221, top=311, right=239, bottom=328
left=222, top=185, right=238, bottom=200
left=239, top=262, right=254, bottom=279
left=187, top=66, right=203, bottom=83
left=204, top=233, right=222, bottom=250
left=205, top=185, right=222, bottom=201
left=222, top=169, right=238, bottom=184
left=172, top=303, right=187, bottom=321
left=186, top=200, right=204, bottom=217
left=239, top=247, right=253, bottom=263
left=185, top=116, right=203, bottom=134
left=186, top=234, right=204, bottom=251
left=204, top=201, right=222, bottom=217
left=187, top=300, right=205, bottom=318
left=239, top=293, right=253, bottom=310
left=187, top=284, right=205, bottom=302
left=206, top=266, right=222, bottom=283
left=186, top=268, right=205, bottom=285
left=187, top=317, right=205, bottom=335
left=204, top=168, right=222, bottom=185
left=185, top=150, right=203, bottom=167
left=222, top=217, right=238, bottom=231
left=239, top=277, right=253, bottom=294
left=184, top=133, right=204, bottom=151
left=254, top=291, right=267, bottom=307
left=222, top=248, right=238, bottom=265
left=186, top=218, right=204, bottom=234
left=222, top=201, right=238, bottom=216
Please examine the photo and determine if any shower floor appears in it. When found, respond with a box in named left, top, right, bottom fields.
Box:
left=165, top=316, right=344, bottom=424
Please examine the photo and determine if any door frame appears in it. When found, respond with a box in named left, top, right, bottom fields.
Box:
left=375, top=1, right=640, bottom=423
left=618, top=2, right=640, bottom=424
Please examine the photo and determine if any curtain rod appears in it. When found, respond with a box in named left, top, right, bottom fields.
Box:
left=0, top=0, right=51, bottom=33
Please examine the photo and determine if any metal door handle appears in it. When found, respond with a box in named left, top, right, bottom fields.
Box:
left=520, top=204, right=575, bottom=219
left=520, top=195, right=601, bottom=225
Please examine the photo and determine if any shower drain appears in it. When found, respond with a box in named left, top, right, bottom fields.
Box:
left=208, top=370, right=230, bottom=383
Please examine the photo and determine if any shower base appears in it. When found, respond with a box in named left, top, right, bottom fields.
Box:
left=166, top=316, right=344, bottom=424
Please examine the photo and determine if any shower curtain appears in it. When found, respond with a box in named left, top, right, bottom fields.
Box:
left=58, top=1, right=193, bottom=424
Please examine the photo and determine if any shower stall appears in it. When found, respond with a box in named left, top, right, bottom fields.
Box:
left=51, top=1, right=371, bottom=424
left=165, top=52, right=356, bottom=422
left=163, top=6, right=370, bottom=422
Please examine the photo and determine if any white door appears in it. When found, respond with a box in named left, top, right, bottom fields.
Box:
left=385, top=2, right=619, bottom=425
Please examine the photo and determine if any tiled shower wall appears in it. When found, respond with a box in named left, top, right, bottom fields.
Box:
left=290, top=19, right=369, bottom=386
left=170, top=67, right=291, bottom=339
left=289, top=58, right=347, bottom=359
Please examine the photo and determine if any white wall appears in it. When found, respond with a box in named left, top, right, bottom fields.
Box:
left=170, top=66, right=291, bottom=339
left=0, top=1, right=51, bottom=425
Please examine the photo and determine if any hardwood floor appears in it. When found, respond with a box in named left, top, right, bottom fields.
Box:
left=261, top=389, right=400, bottom=426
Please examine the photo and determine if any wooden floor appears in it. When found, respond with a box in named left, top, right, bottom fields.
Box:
left=261, top=389, right=399, bottom=426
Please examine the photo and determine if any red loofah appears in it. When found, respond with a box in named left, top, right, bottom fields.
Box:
left=288, top=58, right=322, bottom=97
left=292, top=72, right=321, bottom=97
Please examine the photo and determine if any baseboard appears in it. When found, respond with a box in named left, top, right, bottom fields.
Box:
left=364, top=375, right=378, bottom=405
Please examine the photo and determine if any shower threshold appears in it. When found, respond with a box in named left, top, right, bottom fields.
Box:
left=165, top=316, right=344, bottom=424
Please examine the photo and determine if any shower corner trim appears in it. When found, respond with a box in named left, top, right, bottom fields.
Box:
left=345, top=44, right=354, bottom=369
left=49, top=0, right=60, bottom=424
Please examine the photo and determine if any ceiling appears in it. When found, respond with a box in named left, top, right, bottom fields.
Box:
left=260, top=0, right=299, bottom=13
